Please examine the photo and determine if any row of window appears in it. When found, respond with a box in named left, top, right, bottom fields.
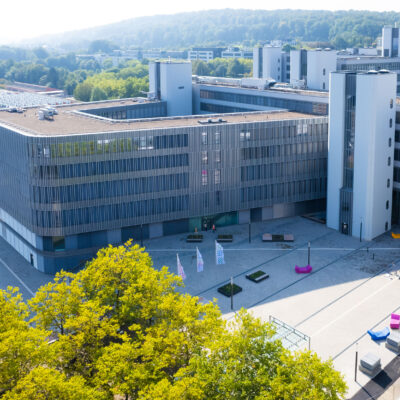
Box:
left=32, top=173, right=189, bottom=204
left=201, top=169, right=221, bottom=185
left=240, top=178, right=327, bottom=203
left=239, top=123, right=328, bottom=142
left=200, top=103, right=251, bottom=114
left=340, top=63, right=400, bottom=71
left=241, top=159, right=327, bottom=181
left=201, top=131, right=220, bottom=146
left=199, top=89, right=329, bottom=115
left=83, top=103, right=166, bottom=120
left=201, top=150, right=221, bottom=165
left=34, top=195, right=190, bottom=228
left=240, top=141, right=327, bottom=160
left=31, top=134, right=189, bottom=159
left=33, top=154, right=189, bottom=180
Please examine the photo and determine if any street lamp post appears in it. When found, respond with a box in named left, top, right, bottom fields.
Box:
left=249, top=222, right=251, bottom=243
left=230, top=276, right=234, bottom=311
left=308, top=241, right=311, bottom=266
left=354, top=342, right=359, bottom=382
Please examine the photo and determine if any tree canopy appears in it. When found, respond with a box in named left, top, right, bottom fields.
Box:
left=0, top=241, right=347, bottom=399
left=22, top=9, right=400, bottom=51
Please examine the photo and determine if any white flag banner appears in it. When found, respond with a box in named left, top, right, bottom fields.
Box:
left=196, top=247, right=204, bottom=272
left=177, top=254, right=186, bottom=280
left=215, top=241, right=225, bottom=265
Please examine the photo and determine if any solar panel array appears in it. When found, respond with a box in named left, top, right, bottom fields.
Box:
left=0, top=90, right=70, bottom=108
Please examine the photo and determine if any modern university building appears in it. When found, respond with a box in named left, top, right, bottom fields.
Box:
left=0, top=93, right=328, bottom=273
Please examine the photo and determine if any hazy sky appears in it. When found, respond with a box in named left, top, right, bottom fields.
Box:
left=2, top=0, right=400, bottom=44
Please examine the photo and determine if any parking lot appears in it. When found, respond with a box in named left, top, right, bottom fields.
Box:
left=1, top=215, right=400, bottom=398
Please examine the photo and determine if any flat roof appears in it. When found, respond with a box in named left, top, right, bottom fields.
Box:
left=0, top=102, right=323, bottom=137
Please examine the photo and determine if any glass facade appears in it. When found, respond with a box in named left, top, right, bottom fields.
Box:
left=0, top=112, right=328, bottom=272
left=339, top=73, right=356, bottom=235
left=199, top=89, right=329, bottom=115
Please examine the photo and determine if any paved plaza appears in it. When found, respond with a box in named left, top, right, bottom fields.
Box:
left=1, top=215, right=400, bottom=398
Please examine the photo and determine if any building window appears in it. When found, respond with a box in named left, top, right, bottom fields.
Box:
left=201, top=170, right=208, bottom=185
left=388, top=157, right=391, bottom=166
left=215, top=169, right=221, bottom=184
left=201, top=151, right=208, bottom=165
left=52, top=236, right=65, bottom=251
left=216, top=190, right=221, bottom=205
left=388, top=178, right=391, bottom=188
left=385, top=221, right=389, bottom=231
left=322, top=82, right=326, bottom=90
left=390, top=99, right=394, bottom=109
left=214, top=132, right=221, bottom=145
left=389, top=137, right=392, bottom=147
left=323, top=68, right=326, bottom=76
left=390, top=118, right=393, bottom=128
left=386, top=200, right=390, bottom=209
left=215, top=150, right=221, bottom=165
left=201, top=132, right=207, bottom=146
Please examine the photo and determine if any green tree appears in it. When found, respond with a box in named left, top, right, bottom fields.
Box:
left=88, top=40, right=118, bottom=54
left=74, top=81, right=94, bottom=101
left=90, top=86, right=108, bottom=101
left=0, top=288, right=49, bottom=395
left=33, top=46, right=49, bottom=60
left=3, top=367, right=102, bottom=400
left=192, top=60, right=210, bottom=76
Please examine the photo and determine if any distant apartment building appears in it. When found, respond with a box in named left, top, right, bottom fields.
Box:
left=253, top=46, right=290, bottom=83
left=382, top=25, right=399, bottom=57
left=221, top=47, right=253, bottom=59
left=188, top=47, right=225, bottom=62
left=255, top=26, right=400, bottom=93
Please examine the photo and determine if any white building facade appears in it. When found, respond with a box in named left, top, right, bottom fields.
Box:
left=306, top=50, right=338, bottom=91
left=382, top=26, right=399, bottom=58
left=327, top=70, right=397, bottom=240
left=188, top=51, right=214, bottom=62
left=149, top=61, right=192, bottom=116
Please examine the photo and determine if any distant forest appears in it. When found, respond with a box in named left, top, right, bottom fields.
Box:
left=29, top=9, right=400, bottom=50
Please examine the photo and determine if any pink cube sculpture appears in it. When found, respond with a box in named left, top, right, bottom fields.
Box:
left=390, top=313, right=400, bottom=329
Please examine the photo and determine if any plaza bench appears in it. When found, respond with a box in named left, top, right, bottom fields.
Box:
left=367, top=327, right=390, bottom=341
left=359, top=352, right=381, bottom=377
left=386, top=331, right=400, bottom=352
left=390, top=313, right=400, bottom=329
left=262, top=233, right=294, bottom=242
left=186, top=234, right=203, bottom=243
left=217, top=234, right=233, bottom=243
